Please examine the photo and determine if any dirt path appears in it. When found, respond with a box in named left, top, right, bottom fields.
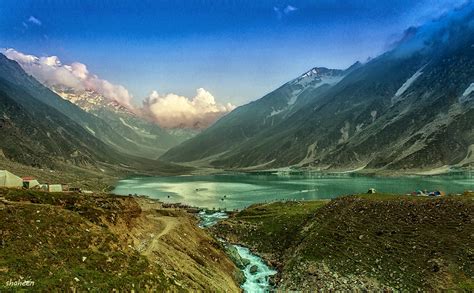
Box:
left=132, top=198, right=241, bottom=292
left=153, top=216, right=179, bottom=238
left=142, top=215, right=180, bottom=256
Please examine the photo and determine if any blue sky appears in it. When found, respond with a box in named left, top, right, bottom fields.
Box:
left=0, top=0, right=468, bottom=106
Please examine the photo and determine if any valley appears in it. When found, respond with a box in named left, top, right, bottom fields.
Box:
left=161, top=8, right=474, bottom=171
left=0, top=1, right=474, bottom=291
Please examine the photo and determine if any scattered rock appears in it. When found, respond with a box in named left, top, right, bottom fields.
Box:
left=250, top=265, right=258, bottom=274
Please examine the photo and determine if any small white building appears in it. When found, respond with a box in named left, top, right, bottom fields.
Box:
left=48, top=184, right=63, bottom=192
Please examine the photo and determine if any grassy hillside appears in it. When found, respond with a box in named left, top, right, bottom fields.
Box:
left=0, top=188, right=240, bottom=291
left=213, top=192, right=474, bottom=291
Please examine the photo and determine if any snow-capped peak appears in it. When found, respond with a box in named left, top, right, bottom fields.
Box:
left=52, top=86, right=134, bottom=115
left=290, top=67, right=344, bottom=88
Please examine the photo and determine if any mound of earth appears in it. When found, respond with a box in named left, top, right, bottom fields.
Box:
left=0, top=188, right=240, bottom=291
left=213, top=192, right=474, bottom=291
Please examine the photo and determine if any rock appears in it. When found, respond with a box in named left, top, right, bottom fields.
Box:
left=250, top=265, right=258, bottom=274
left=225, top=245, right=250, bottom=269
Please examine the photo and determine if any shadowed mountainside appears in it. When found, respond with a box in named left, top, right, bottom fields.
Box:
left=162, top=6, right=474, bottom=171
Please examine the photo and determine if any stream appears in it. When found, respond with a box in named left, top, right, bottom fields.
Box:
left=234, top=245, right=278, bottom=292
left=198, top=211, right=277, bottom=292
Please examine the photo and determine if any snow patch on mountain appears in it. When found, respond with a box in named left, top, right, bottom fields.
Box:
left=371, top=110, right=377, bottom=123
left=292, top=73, right=344, bottom=89
left=290, top=67, right=344, bottom=88
left=338, top=122, right=351, bottom=144
left=270, top=108, right=285, bottom=117
left=283, top=68, right=345, bottom=108
left=287, top=89, right=301, bottom=105
left=119, top=117, right=158, bottom=139
left=393, top=66, right=425, bottom=102
left=119, top=117, right=138, bottom=130
left=54, top=87, right=132, bottom=114
left=460, top=83, right=474, bottom=102
left=85, top=126, right=96, bottom=135
left=264, top=69, right=346, bottom=121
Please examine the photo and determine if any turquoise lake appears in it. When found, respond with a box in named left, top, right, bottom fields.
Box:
left=113, top=172, right=474, bottom=210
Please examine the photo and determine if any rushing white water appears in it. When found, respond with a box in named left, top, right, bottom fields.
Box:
left=234, top=245, right=277, bottom=292
left=196, top=211, right=277, bottom=292
left=198, top=211, right=229, bottom=227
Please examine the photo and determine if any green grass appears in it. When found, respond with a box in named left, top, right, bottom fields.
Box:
left=0, top=189, right=172, bottom=291
left=215, top=200, right=327, bottom=256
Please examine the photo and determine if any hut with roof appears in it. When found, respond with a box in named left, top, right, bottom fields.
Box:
left=22, top=177, right=40, bottom=189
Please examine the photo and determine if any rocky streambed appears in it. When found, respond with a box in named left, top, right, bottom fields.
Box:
left=197, top=211, right=277, bottom=292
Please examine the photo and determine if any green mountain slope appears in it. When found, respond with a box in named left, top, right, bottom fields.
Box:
left=52, top=87, right=190, bottom=158
left=0, top=76, right=119, bottom=168
left=0, top=54, right=173, bottom=159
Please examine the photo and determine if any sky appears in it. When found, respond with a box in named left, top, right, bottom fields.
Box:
left=0, top=0, right=469, bottom=114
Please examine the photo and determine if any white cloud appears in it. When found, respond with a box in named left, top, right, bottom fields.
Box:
left=142, top=88, right=236, bottom=129
left=3, top=48, right=133, bottom=108
left=274, top=4, right=298, bottom=19
left=28, top=16, right=42, bottom=26
left=283, top=5, right=298, bottom=14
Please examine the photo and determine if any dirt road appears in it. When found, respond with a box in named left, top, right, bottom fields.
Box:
left=131, top=198, right=241, bottom=292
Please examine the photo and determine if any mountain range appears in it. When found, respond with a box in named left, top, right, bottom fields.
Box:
left=51, top=87, right=194, bottom=158
left=0, top=53, right=190, bottom=176
left=0, top=55, right=120, bottom=166
left=1, top=5, right=474, bottom=174
left=161, top=6, right=474, bottom=171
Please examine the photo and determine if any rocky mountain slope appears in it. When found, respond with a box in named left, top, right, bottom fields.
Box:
left=0, top=55, right=152, bottom=159
left=214, top=193, right=474, bottom=291
left=0, top=57, right=120, bottom=168
left=161, top=5, right=474, bottom=171
left=0, top=52, right=192, bottom=161
left=53, top=87, right=188, bottom=158
left=0, top=54, right=192, bottom=176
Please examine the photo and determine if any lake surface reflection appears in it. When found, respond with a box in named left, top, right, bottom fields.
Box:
left=113, top=172, right=473, bottom=210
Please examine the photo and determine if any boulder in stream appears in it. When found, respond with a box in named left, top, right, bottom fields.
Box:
left=249, top=265, right=258, bottom=274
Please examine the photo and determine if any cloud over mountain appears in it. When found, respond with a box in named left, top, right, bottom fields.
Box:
left=142, top=88, right=236, bottom=129
left=3, top=48, right=235, bottom=129
left=3, top=48, right=134, bottom=108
